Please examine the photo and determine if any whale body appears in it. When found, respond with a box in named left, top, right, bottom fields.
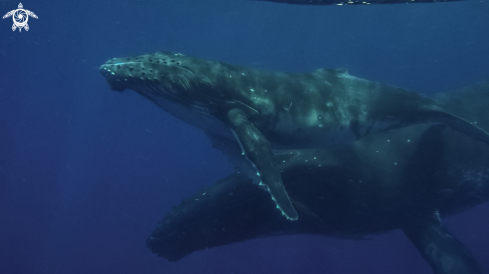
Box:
left=100, top=52, right=489, bottom=220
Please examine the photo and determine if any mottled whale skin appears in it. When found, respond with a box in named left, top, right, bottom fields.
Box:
left=148, top=80, right=489, bottom=274
left=254, top=0, right=461, bottom=5
left=99, top=51, right=489, bottom=221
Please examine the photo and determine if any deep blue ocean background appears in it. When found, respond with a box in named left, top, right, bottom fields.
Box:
left=1, top=0, right=489, bottom=273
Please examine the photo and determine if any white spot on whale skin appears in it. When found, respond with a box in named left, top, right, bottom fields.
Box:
left=284, top=102, right=293, bottom=112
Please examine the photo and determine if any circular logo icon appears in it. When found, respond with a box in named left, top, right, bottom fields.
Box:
left=13, top=9, right=28, bottom=27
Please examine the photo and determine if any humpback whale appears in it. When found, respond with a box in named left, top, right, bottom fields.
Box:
left=147, top=80, right=489, bottom=274
left=253, top=0, right=461, bottom=5
left=99, top=51, right=489, bottom=221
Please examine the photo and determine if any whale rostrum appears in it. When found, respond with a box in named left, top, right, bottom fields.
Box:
left=100, top=51, right=489, bottom=220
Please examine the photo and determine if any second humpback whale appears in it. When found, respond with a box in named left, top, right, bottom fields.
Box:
left=99, top=51, right=489, bottom=221
left=147, top=80, right=489, bottom=274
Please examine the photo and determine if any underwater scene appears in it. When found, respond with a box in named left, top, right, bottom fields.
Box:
left=1, top=0, right=489, bottom=273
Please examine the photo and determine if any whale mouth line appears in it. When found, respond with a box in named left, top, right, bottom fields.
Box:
left=130, top=83, right=216, bottom=120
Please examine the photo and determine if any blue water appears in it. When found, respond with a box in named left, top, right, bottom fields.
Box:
left=1, top=0, right=489, bottom=273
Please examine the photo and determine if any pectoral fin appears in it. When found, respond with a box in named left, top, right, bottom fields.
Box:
left=226, top=108, right=298, bottom=221
left=403, top=211, right=482, bottom=274
left=424, top=105, right=489, bottom=145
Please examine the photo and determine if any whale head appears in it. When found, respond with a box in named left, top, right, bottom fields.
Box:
left=99, top=51, right=242, bottom=129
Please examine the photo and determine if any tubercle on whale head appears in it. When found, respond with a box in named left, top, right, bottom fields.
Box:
left=99, top=51, right=206, bottom=96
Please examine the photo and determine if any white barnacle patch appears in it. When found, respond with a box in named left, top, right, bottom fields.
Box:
left=317, top=114, right=325, bottom=128
left=305, top=110, right=322, bottom=127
